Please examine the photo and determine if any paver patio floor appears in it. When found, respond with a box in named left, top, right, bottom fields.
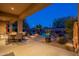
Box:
left=0, top=38, right=76, bottom=56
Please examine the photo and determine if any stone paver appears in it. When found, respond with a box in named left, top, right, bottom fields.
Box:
left=0, top=38, right=75, bottom=56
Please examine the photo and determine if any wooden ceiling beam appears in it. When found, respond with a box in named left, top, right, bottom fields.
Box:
left=0, top=11, right=19, bottom=18
left=19, top=3, right=51, bottom=20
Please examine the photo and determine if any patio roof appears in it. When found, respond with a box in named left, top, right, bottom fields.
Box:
left=0, top=3, right=51, bottom=23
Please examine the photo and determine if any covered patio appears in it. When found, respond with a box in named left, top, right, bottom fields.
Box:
left=0, top=3, right=51, bottom=44
left=0, top=3, right=78, bottom=56
left=0, top=3, right=51, bottom=34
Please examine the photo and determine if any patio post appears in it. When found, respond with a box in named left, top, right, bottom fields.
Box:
left=17, top=20, right=23, bottom=33
left=78, top=3, right=79, bottom=25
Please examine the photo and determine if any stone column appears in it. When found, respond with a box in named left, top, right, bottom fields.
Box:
left=9, top=23, right=12, bottom=33
left=78, top=4, right=79, bottom=44
left=78, top=4, right=79, bottom=25
left=17, top=20, right=23, bottom=33
left=73, top=22, right=78, bottom=49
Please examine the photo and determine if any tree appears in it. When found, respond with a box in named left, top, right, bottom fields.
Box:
left=35, top=24, right=42, bottom=34
left=65, top=17, right=77, bottom=40
left=23, top=20, right=31, bottom=35
left=53, top=16, right=77, bottom=28
left=53, top=18, right=65, bottom=28
left=12, top=21, right=17, bottom=32
left=53, top=16, right=77, bottom=42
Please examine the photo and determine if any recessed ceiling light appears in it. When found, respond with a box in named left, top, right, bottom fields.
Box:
left=11, top=7, right=14, bottom=11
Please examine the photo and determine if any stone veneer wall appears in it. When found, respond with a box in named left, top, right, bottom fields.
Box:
left=0, top=21, right=7, bottom=34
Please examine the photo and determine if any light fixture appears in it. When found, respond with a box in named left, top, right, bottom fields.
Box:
left=11, top=7, right=14, bottom=11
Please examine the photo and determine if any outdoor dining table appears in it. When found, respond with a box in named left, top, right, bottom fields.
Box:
left=8, top=34, right=17, bottom=42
